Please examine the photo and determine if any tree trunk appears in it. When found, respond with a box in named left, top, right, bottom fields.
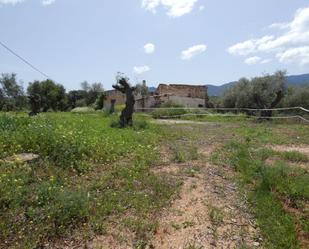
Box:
left=119, top=88, right=135, bottom=127
left=28, top=95, right=41, bottom=116
left=110, top=99, right=116, bottom=114
left=113, top=76, right=136, bottom=128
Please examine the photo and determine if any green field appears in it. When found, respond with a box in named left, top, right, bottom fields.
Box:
left=0, top=112, right=308, bottom=248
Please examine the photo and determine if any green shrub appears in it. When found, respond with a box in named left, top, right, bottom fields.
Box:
left=151, top=101, right=187, bottom=119
left=280, top=151, right=308, bottom=163
left=0, top=112, right=178, bottom=248
left=214, top=140, right=307, bottom=249
left=152, top=108, right=187, bottom=119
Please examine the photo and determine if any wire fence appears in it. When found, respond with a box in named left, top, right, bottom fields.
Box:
left=135, top=106, right=309, bottom=123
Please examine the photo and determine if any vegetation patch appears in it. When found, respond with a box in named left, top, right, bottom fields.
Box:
left=212, top=139, right=309, bottom=249
left=0, top=113, right=179, bottom=248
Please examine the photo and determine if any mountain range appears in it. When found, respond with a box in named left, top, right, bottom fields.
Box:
left=148, top=73, right=309, bottom=96
left=206, top=73, right=309, bottom=96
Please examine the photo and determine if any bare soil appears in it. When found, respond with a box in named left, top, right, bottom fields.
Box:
left=271, top=144, right=309, bottom=155
left=147, top=148, right=262, bottom=249
left=269, top=144, right=309, bottom=172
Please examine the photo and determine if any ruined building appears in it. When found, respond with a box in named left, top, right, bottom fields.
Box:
left=135, top=83, right=209, bottom=109
left=156, top=84, right=207, bottom=99
left=105, top=90, right=126, bottom=110
left=105, top=82, right=209, bottom=110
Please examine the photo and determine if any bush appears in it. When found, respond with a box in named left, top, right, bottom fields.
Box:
left=0, top=112, right=178, bottom=248
left=282, top=86, right=309, bottom=109
left=216, top=140, right=308, bottom=249
left=151, top=101, right=187, bottom=119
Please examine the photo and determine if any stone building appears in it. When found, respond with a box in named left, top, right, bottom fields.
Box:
left=105, top=90, right=126, bottom=109
left=135, top=84, right=209, bottom=110
left=105, top=83, right=209, bottom=110
left=156, top=84, right=207, bottom=99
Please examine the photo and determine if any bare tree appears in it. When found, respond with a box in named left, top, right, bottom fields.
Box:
left=112, top=74, right=136, bottom=127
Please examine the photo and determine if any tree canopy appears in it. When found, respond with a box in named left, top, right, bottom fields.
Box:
left=0, top=73, right=27, bottom=111
left=27, top=79, right=67, bottom=112
left=222, top=70, right=287, bottom=110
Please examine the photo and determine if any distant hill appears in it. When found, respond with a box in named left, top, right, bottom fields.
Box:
left=148, top=86, right=157, bottom=93
left=206, top=73, right=309, bottom=96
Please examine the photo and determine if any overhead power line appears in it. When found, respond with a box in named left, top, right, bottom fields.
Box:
left=0, top=40, right=51, bottom=79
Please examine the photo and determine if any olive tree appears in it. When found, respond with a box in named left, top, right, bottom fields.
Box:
left=81, top=81, right=104, bottom=106
left=283, top=86, right=309, bottom=109
left=223, top=78, right=254, bottom=108
left=27, top=79, right=67, bottom=113
left=94, top=92, right=107, bottom=110
left=222, top=70, right=287, bottom=118
left=0, top=73, right=27, bottom=111
left=112, top=74, right=135, bottom=127
left=252, top=71, right=287, bottom=117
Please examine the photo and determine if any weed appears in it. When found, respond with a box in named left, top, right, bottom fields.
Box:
left=181, top=166, right=201, bottom=177
left=208, top=205, right=224, bottom=225
left=214, top=140, right=306, bottom=249
left=182, top=220, right=195, bottom=228
left=0, top=113, right=178, bottom=248
left=171, top=222, right=182, bottom=230
left=280, top=151, right=308, bottom=163
left=172, top=144, right=199, bottom=163
left=174, top=148, right=187, bottom=163
left=236, top=244, right=251, bottom=249
left=184, top=241, right=203, bottom=249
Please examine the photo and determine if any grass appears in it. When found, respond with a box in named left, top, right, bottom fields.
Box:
left=172, top=144, right=199, bottom=163
left=208, top=205, right=224, bottom=225
left=212, top=140, right=309, bottom=249
left=161, top=116, right=309, bottom=248
left=181, top=166, right=201, bottom=177
left=184, top=241, right=203, bottom=249
left=280, top=151, right=308, bottom=163
left=1, top=112, right=308, bottom=248
left=0, top=112, right=179, bottom=248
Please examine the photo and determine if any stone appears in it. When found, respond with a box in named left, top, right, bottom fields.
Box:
left=4, top=153, right=39, bottom=163
left=253, top=241, right=260, bottom=247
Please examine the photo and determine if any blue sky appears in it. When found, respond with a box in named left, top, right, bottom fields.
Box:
left=0, top=0, right=309, bottom=90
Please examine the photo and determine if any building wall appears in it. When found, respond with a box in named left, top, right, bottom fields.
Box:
left=135, top=95, right=205, bottom=109
left=106, top=84, right=208, bottom=110
left=156, top=84, right=207, bottom=99
left=105, top=90, right=126, bottom=109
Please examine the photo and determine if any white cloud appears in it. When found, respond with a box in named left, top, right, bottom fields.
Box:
left=181, top=44, right=207, bottom=60
left=0, top=0, right=25, bottom=5
left=141, top=0, right=199, bottom=17
left=0, top=0, right=55, bottom=5
left=144, top=43, right=155, bottom=54
left=133, top=65, right=151, bottom=74
left=199, top=5, right=205, bottom=11
left=269, top=22, right=289, bottom=30
left=276, top=46, right=309, bottom=65
left=227, top=36, right=274, bottom=56
left=244, top=56, right=262, bottom=65
left=228, top=40, right=256, bottom=56
left=42, top=0, right=55, bottom=6
left=228, top=6, right=309, bottom=66
left=261, top=58, right=272, bottom=64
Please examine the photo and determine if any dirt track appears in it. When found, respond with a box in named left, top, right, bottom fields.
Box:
left=147, top=148, right=262, bottom=249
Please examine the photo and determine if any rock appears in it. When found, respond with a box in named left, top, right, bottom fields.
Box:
left=4, top=153, right=39, bottom=163
left=210, top=240, right=217, bottom=246
left=253, top=241, right=260, bottom=247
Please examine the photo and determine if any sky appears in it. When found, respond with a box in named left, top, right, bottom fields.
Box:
left=0, top=0, right=309, bottom=90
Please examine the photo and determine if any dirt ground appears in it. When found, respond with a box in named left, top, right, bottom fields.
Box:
left=146, top=147, right=262, bottom=249
left=89, top=120, right=308, bottom=249
left=90, top=145, right=262, bottom=249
